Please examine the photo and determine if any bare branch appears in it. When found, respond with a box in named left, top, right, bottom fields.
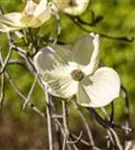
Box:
left=0, top=59, right=25, bottom=67
left=45, top=92, right=54, bottom=150
left=0, top=69, right=5, bottom=108
left=88, top=107, right=123, bottom=149
left=121, top=85, right=131, bottom=136
left=72, top=102, right=95, bottom=148
left=69, top=16, right=134, bottom=42
left=6, top=72, right=45, bottom=118
left=49, top=12, right=61, bottom=44
left=62, top=100, right=69, bottom=150
left=107, top=128, right=123, bottom=150
left=22, top=74, right=38, bottom=110
left=67, top=131, right=83, bottom=144
left=0, top=47, right=13, bottom=75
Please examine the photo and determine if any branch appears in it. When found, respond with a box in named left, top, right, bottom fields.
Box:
left=72, top=102, right=96, bottom=149
left=0, top=68, right=5, bottom=108
left=45, top=92, right=54, bottom=150
left=70, top=16, right=134, bottom=42
left=22, top=74, right=38, bottom=110
left=121, top=85, right=131, bottom=136
left=0, top=59, right=25, bottom=67
left=49, top=96, right=62, bottom=150
left=49, top=13, right=61, bottom=44
left=88, top=108, right=123, bottom=150
left=62, top=100, right=69, bottom=150
left=0, top=47, right=13, bottom=75
left=109, top=102, right=115, bottom=127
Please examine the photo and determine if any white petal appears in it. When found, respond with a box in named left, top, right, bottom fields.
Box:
left=0, top=22, right=21, bottom=32
left=33, top=0, right=48, bottom=16
left=0, top=13, right=23, bottom=32
left=22, top=0, right=37, bottom=15
left=21, top=0, right=51, bottom=28
left=33, top=0, right=51, bottom=26
left=21, top=0, right=37, bottom=26
left=54, top=0, right=90, bottom=16
left=42, top=68, right=78, bottom=98
left=33, top=46, right=78, bottom=98
left=34, top=45, right=73, bottom=74
left=82, top=33, right=100, bottom=75
left=1, top=13, right=22, bottom=26
left=77, top=67, right=120, bottom=107
left=72, top=33, right=100, bottom=75
left=72, top=34, right=94, bottom=65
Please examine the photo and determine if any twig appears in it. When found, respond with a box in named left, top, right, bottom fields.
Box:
left=0, top=48, right=5, bottom=108
left=51, top=99, right=82, bottom=150
left=13, top=45, right=35, bottom=74
left=62, top=101, right=77, bottom=150
left=107, top=128, right=123, bottom=150
left=109, top=102, right=115, bottom=127
left=49, top=96, right=63, bottom=150
left=7, top=72, right=45, bottom=117
left=70, top=17, right=134, bottom=42
left=121, top=85, right=131, bottom=136
left=67, top=131, right=83, bottom=144
left=22, top=74, right=38, bottom=110
left=72, top=101, right=95, bottom=149
left=100, top=107, right=110, bottom=120
left=62, top=100, right=69, bottom=150
left=0, top=67, right=5, bottom=108
left=0, top=50, right=5, bottom=108
left=88, top=108, right=123, bottom=150
left=0, top=59, right=25, bottom=67
left=71, top=134, right=90, bottom=146
left=0, top=49, right=45, bottom=117
left=12, top=44, right=27, bottom=56
left=50, top=11, right=61, bottom=44
left=45, top=92, right=54, bottom=150
left=124, top=140, right=132, bottom=150
left=88, top=107, right=132, bottom=132
left=53, top=113, right=93, bottom=148
left=100, top=105, right=115, bottom=149
left=0, top=47, right=13, bottom=75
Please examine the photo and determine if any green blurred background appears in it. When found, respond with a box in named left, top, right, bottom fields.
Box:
left=0, top=0, right=135, bottom=149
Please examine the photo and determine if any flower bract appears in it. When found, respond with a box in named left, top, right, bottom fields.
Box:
left=0, top=0, right=51, bottom=32
left=33, top=33, right=120, bottom=107
left=52, top=0, right=90, bottom=16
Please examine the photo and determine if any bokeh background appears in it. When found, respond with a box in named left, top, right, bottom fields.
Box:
left=0, top=0, right=135, bottom=149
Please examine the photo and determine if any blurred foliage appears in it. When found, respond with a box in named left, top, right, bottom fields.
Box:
left=0, top=0, right=135, bottom=149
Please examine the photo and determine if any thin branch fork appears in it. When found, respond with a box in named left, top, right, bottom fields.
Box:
left=0, top=46, right=13, bottom=75
left=69, top=15, right=134, bottom=42
left=72, top=102, right=95, bottom=147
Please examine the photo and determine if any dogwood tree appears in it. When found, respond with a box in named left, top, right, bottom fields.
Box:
left=0, top=0, right=134, bottom=150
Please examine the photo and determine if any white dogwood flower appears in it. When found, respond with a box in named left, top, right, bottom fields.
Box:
left=52, top=0, right=90, bottom=16
left=33, top=33, right=120, bottom=107
left=0, top=0, right=51, bottom=32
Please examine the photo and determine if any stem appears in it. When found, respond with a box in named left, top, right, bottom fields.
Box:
left=0, top=47, right=13, bottom=75
left=121, top=85, right=131, bottom=136
left=45, top=92, right=53, bottom=150
left=0, top=67, right=5, bottom=108
left=51, top=13, right=61, bottom=44
left=70, top=16, right=134, bottom=42
left=72, top=102, right=95, bottom=149
left=109, top=102, right=114, bottom=127
left=62, top=100, right=69, bottom=150
left=22, top=74, right=38, bottom=110
left=88, top=108, right=123, bottom=150
left=50, top=97, right=62, bottom=150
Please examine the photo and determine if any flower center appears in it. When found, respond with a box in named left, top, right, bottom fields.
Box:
left=71, top=69, right=84, bottom=81
left=69, top=0, right=77, bottom=7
